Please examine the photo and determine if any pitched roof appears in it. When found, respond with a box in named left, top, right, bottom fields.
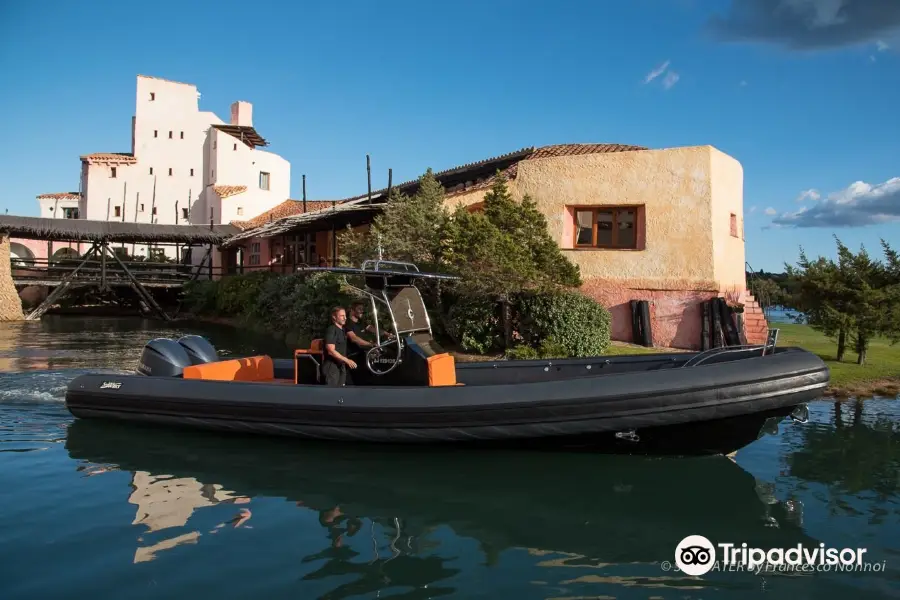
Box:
left=37, top=192, right=81, bottom=201
left=80, top=153, right=138, bottom=165
left=213, top=185, right=247, bottom=199
left=230, top=199, right=341, bottom=230
left=0, top=214, right=239, bottom=244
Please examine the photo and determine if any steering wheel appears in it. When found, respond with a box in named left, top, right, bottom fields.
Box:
left=365, top=338, right=403, bottom=376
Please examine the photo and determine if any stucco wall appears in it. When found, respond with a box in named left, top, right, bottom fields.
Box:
left=441, top=145, right=746, bottom=349
left=515, top=146, right=721, bottom=290
left=709, top=146, right=746, bottom=292
left=0, top=234, right=25, bottom=321
left=209, top=128, right=291, bottom=225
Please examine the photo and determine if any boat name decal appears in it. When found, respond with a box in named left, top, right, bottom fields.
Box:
left=100, top=381, right=122, bottom=390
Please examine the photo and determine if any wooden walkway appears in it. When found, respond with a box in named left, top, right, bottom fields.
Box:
left=12, top=241, right=217, bottom=321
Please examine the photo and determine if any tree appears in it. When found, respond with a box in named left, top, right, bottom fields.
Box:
left=443, top=172, right=583, bottom=347
left=338, top=168, right=450, bottom=272
left=787, top=236, right=900, bottom=365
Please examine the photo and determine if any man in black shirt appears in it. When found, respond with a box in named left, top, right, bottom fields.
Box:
left=322, top=307, right=356, bottom=386
left=345, top=301, right=375, bottom=365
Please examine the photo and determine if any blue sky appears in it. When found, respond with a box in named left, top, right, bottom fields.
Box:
left=0, top=0, right=898, bottom=273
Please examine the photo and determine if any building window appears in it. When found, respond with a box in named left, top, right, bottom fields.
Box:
left=259, top=171, right=270, bottom=190
left=150, top=92, right=155, bottom=101
left=169, top=168, right=173, bottom=176
left=168, top=131, right=173, bottom=139
left=180, top=131, right=184, bottom=139
left=190, top=168, right=194, bottom=176
left=234, top=143, right=237, bottom=151
left=152, top=206, right=157, bottom=216
left=154, top=130, right=158, bottom=138
left=110, top=167, right=117, bottom=178
left=237, top=207, right=244, bottom=216
left=62, top=207, right=79, bottom=219
left=140, top=203, right=145, bottom=212
left=114, top=206, right=121, bottom=217
left=572, top=206, right=639, bottom=249
left=149, top=167, right=153, bottom=175
left=730, top=213, right=738, bottom=237
left=182, top=208, right=189, bottom=219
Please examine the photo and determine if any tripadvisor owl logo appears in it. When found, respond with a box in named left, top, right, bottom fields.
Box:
left=675, top=535, right=716, bottom=576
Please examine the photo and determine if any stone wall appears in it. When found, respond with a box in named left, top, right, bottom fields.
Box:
left=0, top=234, right=25, bottom=321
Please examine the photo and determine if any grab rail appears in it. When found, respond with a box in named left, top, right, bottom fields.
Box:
left=681, top=328, right=780, bottom=368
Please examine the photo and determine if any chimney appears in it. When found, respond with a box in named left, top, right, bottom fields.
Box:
left=230, top=101, right=253, bottom=127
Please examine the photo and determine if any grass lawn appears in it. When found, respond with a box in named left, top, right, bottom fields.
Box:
left=776, top=324, right=900, bottom=398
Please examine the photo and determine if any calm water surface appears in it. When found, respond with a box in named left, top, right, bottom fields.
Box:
left=1, top=316, right=898, bottom=599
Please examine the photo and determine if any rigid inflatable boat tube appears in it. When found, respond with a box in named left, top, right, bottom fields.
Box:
left=701, top=301, right=710, bottom=351
left=630, top=300, right=642, bottom=344
left=638, top=300, right=653, bottom=347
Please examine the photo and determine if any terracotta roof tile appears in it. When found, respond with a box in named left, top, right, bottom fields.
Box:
left=37, top=192, right=81, bottom=200
left=445, top=143, right=647, bottom=198
left=528, top=143, right=647, bottom=160
left=79, top=152, right=138, bottom=164
left=214, top=185, right=248, bottom=199
left=230, top=199, right=341, bottom=230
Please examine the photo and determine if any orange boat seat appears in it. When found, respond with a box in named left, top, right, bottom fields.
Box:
left=183, top=355, right=274, bottom=382
left=426, top=353, right=457, bottom=387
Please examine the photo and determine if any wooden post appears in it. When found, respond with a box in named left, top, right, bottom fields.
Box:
left=132, top=191, right=140, bottom=255
left=302, top=174, right=307, bottom=213
left=366, top=154, right=372, bottom=204
left=100, top=240, right=107, bottom=291
left=208, top=208, right=214, bottom=280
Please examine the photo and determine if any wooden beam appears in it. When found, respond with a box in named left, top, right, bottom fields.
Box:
left=103, top=244, right=171, bottom=321
left=25, top=242, right=100, bottom=320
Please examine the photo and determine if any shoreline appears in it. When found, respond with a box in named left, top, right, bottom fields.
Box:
left=179, top=314, right=898, bottom=400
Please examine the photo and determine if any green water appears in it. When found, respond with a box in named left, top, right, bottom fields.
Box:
left=0, top=316, right=898, bottom=599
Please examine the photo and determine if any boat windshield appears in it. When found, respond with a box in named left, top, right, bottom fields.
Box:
left=296, top=260, right=458, bottom=348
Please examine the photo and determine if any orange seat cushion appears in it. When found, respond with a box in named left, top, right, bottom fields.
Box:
left=426, top=353, right=457, bottom=387
left=183, top=356, right=274, bottom=382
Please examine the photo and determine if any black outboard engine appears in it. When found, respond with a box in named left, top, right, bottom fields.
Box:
left=137, top=338, right=193, bottom=377
left=177, top=335, right=218, bottom=365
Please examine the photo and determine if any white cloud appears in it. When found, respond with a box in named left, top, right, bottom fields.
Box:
left=795, top=188, right=821, bottom=202
left=740, top=80, right=748, bottom=87
left=749, top=205, right=758, bottom=213
left=644, top=60, right=671, bottom=83
left=764, top=207, right=778, bottom=215
left=662, top=71, right=681, bottom=90
left=877, top=39, right=889, bottom=51
left=772, top=176, right=900, bottom=227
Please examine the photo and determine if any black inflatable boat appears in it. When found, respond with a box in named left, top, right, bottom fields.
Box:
left=64, top=261, right=829, bottom=456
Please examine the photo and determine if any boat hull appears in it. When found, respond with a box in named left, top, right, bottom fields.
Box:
left=64, top=346, right=829, bottom=455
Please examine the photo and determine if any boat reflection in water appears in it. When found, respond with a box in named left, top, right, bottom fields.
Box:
left=65, top=420, right=816, bottom=596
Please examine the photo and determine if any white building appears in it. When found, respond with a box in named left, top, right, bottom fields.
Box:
left=36, top=74, right=291, bottom=259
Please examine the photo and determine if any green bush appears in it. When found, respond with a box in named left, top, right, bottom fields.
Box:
left=181, top=280, right=219, bottom=314
left=446, top=297, right=502, bottom=354
left=505, top=338, right=569, bottom=360
left=513, top=289, right=611, bottom=357
left=216, top=271, right=278, bottom=317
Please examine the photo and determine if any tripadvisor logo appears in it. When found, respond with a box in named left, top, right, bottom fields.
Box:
left=675, top=535, right=716, bottom=576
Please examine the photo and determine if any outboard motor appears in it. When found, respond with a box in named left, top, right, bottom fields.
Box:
left=177, top=335, right=218, bottom=365
left=137, top=338, right=193, bottom=377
